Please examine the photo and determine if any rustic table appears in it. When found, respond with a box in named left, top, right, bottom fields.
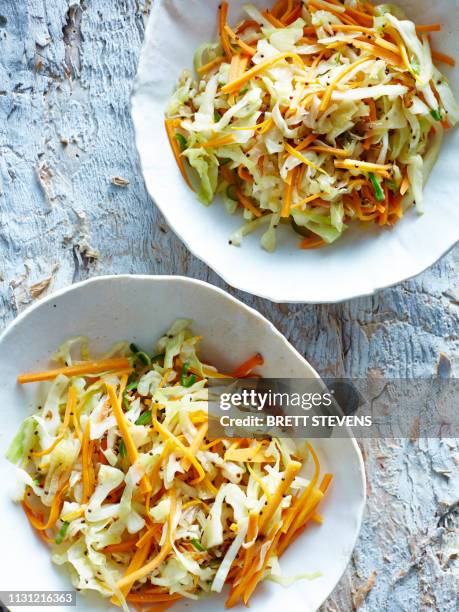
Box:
left=0, top=2, right=457, bottom=610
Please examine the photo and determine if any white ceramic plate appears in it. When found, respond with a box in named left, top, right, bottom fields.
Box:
left=0, top=276, right=365, bottom=612
left=131, top=0, right=459, bottom=303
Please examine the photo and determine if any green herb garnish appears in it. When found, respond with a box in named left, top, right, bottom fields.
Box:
left=430, top=108, right=442, bottom=122
left=180, top=361, right=196, bottom=388
left=369, top=172, right=385, bottom=202
left=119, top=439, right=127, bottom=457
left=135, top=411, right=152, bottom=426
left=130, top=343, right=152, bottom=366
left=175, top=133, right=187, bottom=151
left=191, top=539, right=206, bottom=552
left=55, top=521, right=69, bottom=545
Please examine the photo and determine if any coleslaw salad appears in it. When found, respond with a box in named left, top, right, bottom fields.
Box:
left=165, top=0, right=459, bottom=250
left=7, top=320, right=331, bottom=610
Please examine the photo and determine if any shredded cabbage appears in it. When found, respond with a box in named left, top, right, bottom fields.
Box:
left=165, top=0, right=458, bottom=250
left=9, top=321, right=332, bottom=607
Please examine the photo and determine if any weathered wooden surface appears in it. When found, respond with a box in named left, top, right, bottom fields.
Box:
left=0, top=1, right=457, bottom=610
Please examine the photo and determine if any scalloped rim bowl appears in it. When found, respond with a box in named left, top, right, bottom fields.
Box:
left=131, top=0, right=459, bottom=303
left=0, top=275, right=365, bottom=611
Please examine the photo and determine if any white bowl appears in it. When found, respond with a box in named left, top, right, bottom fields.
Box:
left=0, top=275, right=365, bottom=612
left=131, top=0, right=459, bottom=303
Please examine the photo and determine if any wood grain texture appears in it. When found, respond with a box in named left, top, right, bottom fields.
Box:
left=0, top=1, right=457, bottom=610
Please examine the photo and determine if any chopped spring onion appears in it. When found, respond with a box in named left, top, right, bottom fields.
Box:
left=130, top=344, right=152, bottom=366
left=175, top=133, right=187, bottom=151
left=180, top=361, right=196, bottom=387
left=369, top=173, right=385, bottom=202
left=135, top=411, right=152, bottom=426
left=430, top=109, right=442, bottom=121
left=55, top=521, right=69, bottom=545
left=125, top=380, right=138, bottom=392
left=191, top=539, right=206, bottom=552
left=119, top=439, right=127, bottom=457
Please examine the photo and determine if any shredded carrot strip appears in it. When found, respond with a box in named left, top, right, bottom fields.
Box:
left=299, top=237, right=326, bottom=249
left=259, top=461, right=301, bottom=535
left=17, top=358, right=130, bottom=384
left=281, top=0, right=293, bottom=20
left=308, top=0, right=358, bottom=25
left=103, top=538, right=139, bottom=553
left=319, top=473, right=333, bottom=493
left=116, top=490, right=176, bottom=588
left=219, top=2, right=233, bottom=60
left=343, top=4, right=374, bottom=27
left=182, top=422, right=208, bottom=471
left=237, top=164, right=253, bottom=182
left=235, top=187, right=262, bottom=218
left=226, top=522, right=278, bottom=608
left=228, top=511, right=259, bottom=604
left=374, top=36, right=401, bottom=55
left=201, top=133, right=236, bottom=149
left=350, top=39, right=402, bottom=66
left=128, top=593, right=182, bottom=604
left=81, top=420, right=92, bottom=503
left=164, top=119, right=194, bottom=191
left=231, top=116, right=273, bottom=133
left=232, top=353, right=264, bottom=377
left=335, top=159, right=392, bottom=174
left=224, top=25, right=256, bottom=56
left=236, top=20, right=261, bottom=35
left=307, top=145, right=349, bottom=158
left=221, top=52, right=304, bottom=94
left=320, top=56, right=372, bottom=112
left=331, top=24, right=374, bottom=34
left=228, top=53, right=241, bottom=85
left=295, top=163, right=306, bottom=192
left=282, top=3, right=302, bottom=26
left=281, top=168, right=296, bottom=218
left=21, top=500, right=55, bottom=543
left=271, top=0, right=288, bottom=18
left=291, top=192, right=328, bottom=210
left=245, top=511, right=259, bottom=558
left=242, top=523, right=283, bottom=604
left=32, top=386, right=77, bottom=457
left=106, top=383, right=152, bottom=494
left=416, top=24, right=441, bottom=33
left=432, top=50, right=456, bottom=67
left=113, top=533, right=153, bottom=601
left=279, top=488, right=324, bottom=554
left=197, top=56, right=225, bottom=76
left=247, top=464, right=272, bottom=500
left=28, top=483, right=69, bottom=532
left=152, top=418, right=206, bottom=483
left=367, top=97, right=377, bottom=123
left=378, top=185, right=389, bottom=226
left=285, top=142, right=327, bottom=175
left=182, top=498, right=210, bottom=512
left=295, top=133, right=317, bottom=151
left=262, top=9, right=285, bottom=28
